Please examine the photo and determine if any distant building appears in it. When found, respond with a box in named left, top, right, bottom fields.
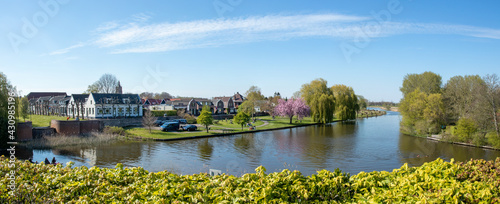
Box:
left=232, top=92, right=245, bottom=110
left=68, top=93, right=143, bottom=119
left=212, top=96, right=235, bottom=114
left=27, top=92, right=66, bottom=100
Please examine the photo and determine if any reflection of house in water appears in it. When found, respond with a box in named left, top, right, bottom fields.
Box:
left=50, top=143, right=147, bottom=166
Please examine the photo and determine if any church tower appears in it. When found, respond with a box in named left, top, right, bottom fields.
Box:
left=116, top=81, right=122, bottom=94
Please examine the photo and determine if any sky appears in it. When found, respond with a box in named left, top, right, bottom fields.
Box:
left=1, top=0, right=500, bottom=102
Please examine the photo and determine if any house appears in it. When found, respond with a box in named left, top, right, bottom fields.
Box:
left=67, top=93, right=143, bottom=119
left=142, top=98, right=173, bottom=111
left=27, top=92, right=66, bottom=100
left=168, top=98, right=193, bottom=110
left=212, top=96, right=235, bottom=114
left=27, top=92, right=67, bottom=115
left=233, top=92, right=245, bottom=110
left=48, top=95, right=70, bottom=116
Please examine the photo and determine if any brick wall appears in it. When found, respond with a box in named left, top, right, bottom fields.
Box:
left=50, top=120, right=103, bottom=135
left=17, top=122, right=33, bottom=141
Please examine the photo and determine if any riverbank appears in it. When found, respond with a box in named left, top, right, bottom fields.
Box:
left=125, top=116, right=326, bottom=141
left=427, top=134, right=500, bottom=151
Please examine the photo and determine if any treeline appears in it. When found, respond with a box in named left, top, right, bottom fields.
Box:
left=299, top=78, right=362, bottom=123
left=399, top=71, right=500, bottom=148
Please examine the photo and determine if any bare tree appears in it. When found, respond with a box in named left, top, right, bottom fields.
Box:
left=483, top=74, right=500, bottom=136
left=86, top=73, right=119, bottom=94
left=142, top=110, right=156, bottom=133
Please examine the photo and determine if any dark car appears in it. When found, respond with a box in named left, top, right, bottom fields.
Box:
left=154, top=120, right=165, bottom=126
left=161, top=122, right=180, bottom=132
left=182, top=125, right=197, bottom=131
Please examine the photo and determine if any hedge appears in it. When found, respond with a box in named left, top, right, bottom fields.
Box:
left=150, top=110, right=178, bottom=117
left=1, top=156, right=499, bottom=203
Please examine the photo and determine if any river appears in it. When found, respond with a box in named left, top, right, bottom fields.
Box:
left=19, top=110, right=500, bottom=176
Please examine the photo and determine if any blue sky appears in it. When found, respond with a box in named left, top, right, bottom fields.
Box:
left=1, top=0, right=500, bottom=102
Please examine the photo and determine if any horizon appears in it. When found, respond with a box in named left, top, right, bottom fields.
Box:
left=2, top=1, right=500, bottom=102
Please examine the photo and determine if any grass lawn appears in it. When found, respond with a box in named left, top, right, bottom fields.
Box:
left=24, top=114, right=84, bottom=127
left=126, top=128, right=216, bottom=139
left=212, top=119, right=264, bottom=129
left=127, top=116, right=320, bottom=140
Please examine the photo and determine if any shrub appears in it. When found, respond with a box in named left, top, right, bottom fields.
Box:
left=103, top=126, right=126, bottom=136
left=454, top=118, right=478, bottom=142
left=486, top=132, right=500, bottom=148
left=150, top=110, right=177, bottom=117
left=1, top=157, right=499, bottom=203
left=471, top=132, right=487, bottom=146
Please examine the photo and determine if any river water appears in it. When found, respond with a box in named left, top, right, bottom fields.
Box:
left=20, top=110, right=500, bottom=176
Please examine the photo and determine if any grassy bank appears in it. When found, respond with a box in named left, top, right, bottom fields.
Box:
left=22, top=115, right=85, bottom=127
left=126, top=116, right=320, bottom=140
left=1, top=157, right=498, bottom=203
left=356, top=109, right=386, bottom=118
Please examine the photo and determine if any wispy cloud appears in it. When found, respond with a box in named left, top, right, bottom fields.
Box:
left=84, top=13, right=500, bottom=54
left=48, top=42, right=85, bottom=55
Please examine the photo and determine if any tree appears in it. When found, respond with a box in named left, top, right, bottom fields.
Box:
left=331, top=85, right=359, bottom=121
left=234, top=111, right=251, bottom=130
left=400, top=71, right=442, bottom=97
left=19, top=96, right=29, bottom=122
left=443, top=75, right=486, bottom=126
left=239, top=100, right=256, bottom=118
left=86, top=73, right=119, bottom=93
left=245, top=86, right=265, bottom=101
left=357, top=95, right=368, bottom=110
left=0, top=72, right=16, bottom=147
left=300, top=78, right=335, bottom=123
left=142, top=110, right=156, bottom=133
left=197, top=106, right=213, bottom=133
left=482, top=74, right=500, bottom=136
left=274, top=98, right=310, bottom=124
left=455, top=118, right=478, bottom=142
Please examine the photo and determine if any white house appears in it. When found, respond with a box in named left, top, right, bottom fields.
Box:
left=67, top=93, right=143, bottom=119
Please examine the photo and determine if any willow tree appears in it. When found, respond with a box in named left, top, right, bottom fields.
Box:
left=300, top=78, right=335, bottom=123
left=331, top=84, right=359, bottom=121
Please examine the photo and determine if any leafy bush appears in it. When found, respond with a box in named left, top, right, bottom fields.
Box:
left=1, top=157, right=499, bottom=203
left=103, top=126, right=126, bottom=136
left=150, top=110, right=177, bottom=117
left=486, top=132, right=500, bottom=148
left=471, top=132, right=487, bottom=146
left=454, top=118, right=478, bottom=142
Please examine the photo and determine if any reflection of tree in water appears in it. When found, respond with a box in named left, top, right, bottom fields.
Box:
left=233, top=135, right=264, bottom=163
left=50, top=142, right=145, bottom=166
left=398, top=134, right=498, bottom=167
left=197, top=139, right=213, bottom=161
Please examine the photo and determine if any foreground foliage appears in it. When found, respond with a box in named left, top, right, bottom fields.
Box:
left=1, top=157, right=499, bottom=203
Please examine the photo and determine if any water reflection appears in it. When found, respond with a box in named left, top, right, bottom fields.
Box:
left=197, top=139, right=213, bottom=161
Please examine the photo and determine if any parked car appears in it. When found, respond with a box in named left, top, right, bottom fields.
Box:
left=161, top=122, right=180, bottom=132
left=182, top=125, right=197, bottom=131
left=154, top=120, right=165, bottom=126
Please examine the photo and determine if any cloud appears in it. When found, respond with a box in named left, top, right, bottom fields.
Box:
left=88, top=13, right=500, bottom=54
left=48, top=42, right=85, bottom=55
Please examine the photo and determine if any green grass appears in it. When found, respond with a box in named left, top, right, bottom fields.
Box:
left=127, top=116, right=320, bottom=140
left=24, top=115, right=85, bottom=127
left=126, top=128, right=216, bottom=139
left=212, top=119, right=264, bottom=129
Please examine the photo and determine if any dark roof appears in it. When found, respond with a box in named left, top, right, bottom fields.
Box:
left=213, top=97, right=234, bottom=108
left=50, top=95, right=67, bottom=101
left=27, top=92, right=66, bottom=100
left=92, top=93, right=141, bottom=104
left=71, top=94, right=89, bottom=103
left=233, top=92, right=244, bottom=102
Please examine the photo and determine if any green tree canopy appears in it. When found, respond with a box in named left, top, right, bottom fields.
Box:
left=234, top=111, right=251, bottom=130
left=300, top=78, right=336, bottom=123
left=400, top=71, right=442, bottom=97
left=197, top=107, right=213, bottom=133
left=331, top=85, right=359, bottom=121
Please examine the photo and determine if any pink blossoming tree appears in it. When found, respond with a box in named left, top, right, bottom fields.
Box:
left=274, top=98, right=311, bottom=124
